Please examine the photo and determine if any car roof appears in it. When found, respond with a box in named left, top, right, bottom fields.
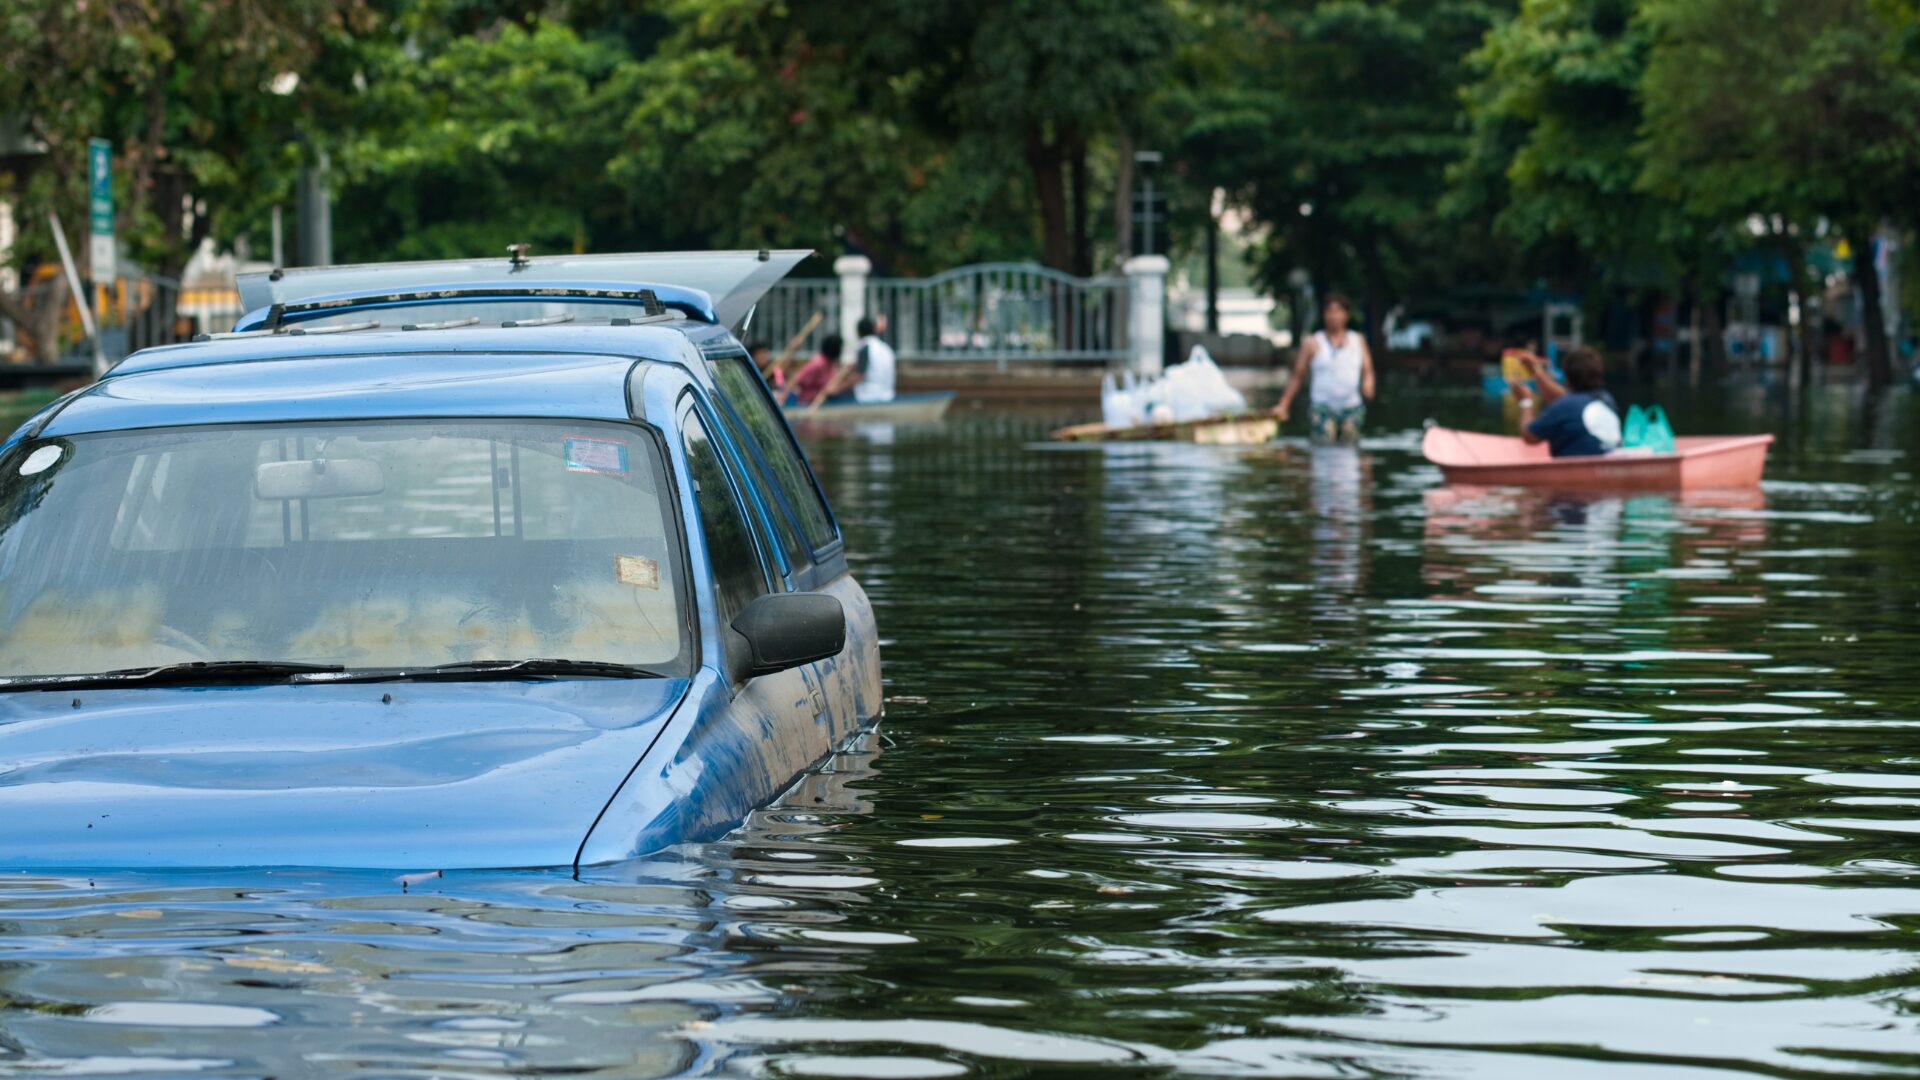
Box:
left=42, top=321, right=740, bottom=438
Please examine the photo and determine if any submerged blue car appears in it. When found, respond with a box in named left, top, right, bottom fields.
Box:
left=0, top=251, right=881, bottom=870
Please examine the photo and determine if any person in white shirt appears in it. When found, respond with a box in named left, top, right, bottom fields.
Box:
left=1271, top=293, right=1376, bottom=444
left=823, top=315, right=897, bottom=404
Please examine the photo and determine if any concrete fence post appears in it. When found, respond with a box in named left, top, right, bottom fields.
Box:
left=1124, top=254, right=1169, bottom=377
left=834, top=255, right=871, bottom=350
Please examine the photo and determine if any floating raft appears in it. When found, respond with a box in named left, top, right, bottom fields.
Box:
left=1422, top=426, right=1773, bottom=490
left=1050, top=413, right=1279, bottom=445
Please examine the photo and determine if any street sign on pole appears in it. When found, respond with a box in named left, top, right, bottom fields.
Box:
left=1131, top=150, right=1165, bottom=257
left=87, top=138, right=115, bottom=284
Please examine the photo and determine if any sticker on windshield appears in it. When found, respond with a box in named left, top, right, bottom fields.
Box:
left=615, top=554, right=660, bottom=589
left=19, top=445, right=61, bottom=476
left=564, top=435, right=628, bottom=475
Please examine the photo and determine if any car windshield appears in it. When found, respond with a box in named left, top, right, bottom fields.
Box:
left=0, top=419, right=689, bottom=678
left=278, top=298, right=664, bottom=331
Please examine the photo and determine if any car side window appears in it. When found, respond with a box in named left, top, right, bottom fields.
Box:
left=709, top=354, right=840, bottom=551
left=707, top=401, right=811, bottom=578
left=682, top=411, right=766, bottom=627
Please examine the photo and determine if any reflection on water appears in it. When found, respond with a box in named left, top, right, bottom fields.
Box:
left=4, top=387, right=1920, bottom=1077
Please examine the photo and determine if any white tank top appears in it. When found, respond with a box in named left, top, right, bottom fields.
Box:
left=1310, top=330, right=1365, bottom=410
left=852, top=336, right=897, bottom=404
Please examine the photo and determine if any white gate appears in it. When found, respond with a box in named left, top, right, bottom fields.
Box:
left=757, top=262, right=1130, bottom=370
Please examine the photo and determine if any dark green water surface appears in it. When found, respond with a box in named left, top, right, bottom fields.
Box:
left=3, top=382, right=1920, bottom=1078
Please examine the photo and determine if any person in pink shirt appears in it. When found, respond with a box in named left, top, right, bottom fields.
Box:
left=781, top=334, right=844, bottom=406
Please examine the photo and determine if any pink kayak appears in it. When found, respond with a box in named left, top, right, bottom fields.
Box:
left=1422, top=426, right=1772, bottom=490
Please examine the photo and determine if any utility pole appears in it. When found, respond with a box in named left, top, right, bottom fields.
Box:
left=1205, top=193, right=1220, bottom=335
left=296, top=149, right=332, bottom=267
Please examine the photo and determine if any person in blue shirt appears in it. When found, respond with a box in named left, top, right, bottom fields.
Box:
left=1513, top=346, right=1621, bottom=457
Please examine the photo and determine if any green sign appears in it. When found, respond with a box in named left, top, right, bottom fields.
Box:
left=87, top=138, right=115, bottom=283
left=88, top=138, right=112, bottom=232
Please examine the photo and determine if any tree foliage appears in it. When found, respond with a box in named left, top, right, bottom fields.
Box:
left=1, top=0, right=1914, bottom=376
left=1182, top=1, right=1509, bottom=337
left=0, top=0, right=366, bottom=358
left=1638, top=0, right=1920, bottom=381
left=1452, top=0, right=1663, bottom=274
left=327, top=17, right=631, bottom=261
left=0, top=0, right=366, bottom=274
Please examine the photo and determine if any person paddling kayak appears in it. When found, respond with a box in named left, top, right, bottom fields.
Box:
left=1272, top=294, right=1376, bottom=444
left=1512, top=346, right=1621, bottom=457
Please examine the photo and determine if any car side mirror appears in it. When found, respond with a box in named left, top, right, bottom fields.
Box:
left=729, top=593, right=846, bottom=677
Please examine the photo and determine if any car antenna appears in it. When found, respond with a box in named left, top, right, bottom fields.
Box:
left=507, top=243, right=532, bottom=271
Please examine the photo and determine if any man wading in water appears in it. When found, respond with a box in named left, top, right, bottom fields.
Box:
left=1272, top=294, right=1376, bottom=444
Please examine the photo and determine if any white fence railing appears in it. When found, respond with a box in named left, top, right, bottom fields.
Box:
left=758, top=262, right=1134, bottom=370
left=749, top=278, right=839, bottom=358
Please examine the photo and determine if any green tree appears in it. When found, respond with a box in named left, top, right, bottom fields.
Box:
left=325, top=16, right=636, bottom=262
left=1453, top=0, right=1749, bottom=374
left=1453, top=0, right=1652, bottom=264
left=1184, top=0, right=1508, bottom=343
left=612, top=0, right=1182, bottom=275
left=0, top=0, right=365, bottom=358
left=1638, top=0, right=1920, bottom=386
left=886, top=0, right=1183, bottom=275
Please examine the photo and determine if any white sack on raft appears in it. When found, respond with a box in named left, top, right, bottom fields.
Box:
left=1100, top=346, right=1247, bottom=429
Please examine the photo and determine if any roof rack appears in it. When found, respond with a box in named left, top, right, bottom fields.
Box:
left=193, top=321, right=382, bottom=343
left=285, top=321, right=382, bottom=336
left=263, top=285, right=666, bottom=330
left=402, top=316, right=481, bottom=331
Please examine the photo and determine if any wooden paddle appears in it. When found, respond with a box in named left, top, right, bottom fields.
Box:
left=765, top=312, right=823, bottom=378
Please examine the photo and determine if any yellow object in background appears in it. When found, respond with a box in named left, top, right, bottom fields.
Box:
left=1500, top=348, right=1531, bottom=390
left=1500, top=349, right=1531, bottom=433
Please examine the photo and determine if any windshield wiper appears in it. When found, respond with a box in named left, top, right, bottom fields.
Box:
left=325, top=658, right=672, bottom=683
left=0, top=660, right=347, bottom=692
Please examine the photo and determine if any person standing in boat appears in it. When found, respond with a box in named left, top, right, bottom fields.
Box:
left=1272, top=294, right=1376, bottom=443
left=819, top=315, right=897, bottom=405
left=1512, top=346, right=1621, bottom=457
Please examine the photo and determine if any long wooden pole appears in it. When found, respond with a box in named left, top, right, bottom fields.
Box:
left=765, top=311, right=823, bottom=377
left=47, top=211, right=105, bottom=375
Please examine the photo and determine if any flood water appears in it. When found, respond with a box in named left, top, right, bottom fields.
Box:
left=4, top=380, right=1920, bottom=1078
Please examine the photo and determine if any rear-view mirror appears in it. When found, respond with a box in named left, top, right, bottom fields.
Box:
left=255, top=458, right=385, bottom=500
left=729, top=593, right=846, bottom=677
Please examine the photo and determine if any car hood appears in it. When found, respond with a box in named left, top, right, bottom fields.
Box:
left=0, top=678, right=687, bottom=870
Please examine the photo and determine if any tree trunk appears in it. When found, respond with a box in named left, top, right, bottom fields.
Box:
left=1779, top=237, right=1815, bottom=389
left=1702, top=289, right=1727, bottom=380
left=1205, top=205, right=1219, bottom=335
left=126, top=164, right=210, bottom=352
left=0, top=278, right=68, bottom=365
left=1025, top=125, right=1072, bottom=273
left=1112, top=128, right=1133, bottom=268
left=1361, top=232, right=1386, bottom=350
left=1852, top=236, right=1893, bottom=389
left=1685, top=280, right=1702, bottom=386
left=1067, top=126, right=1091, bottom=278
